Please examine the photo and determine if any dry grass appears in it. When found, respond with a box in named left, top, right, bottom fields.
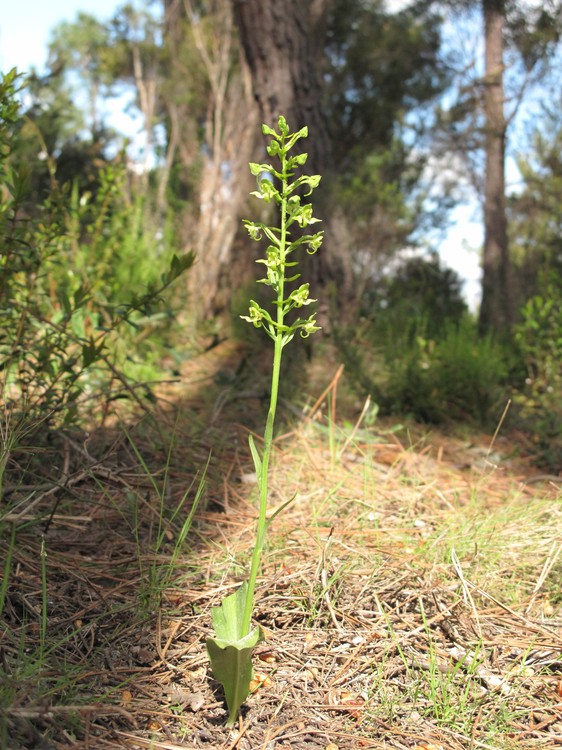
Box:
left=1, top=341, right=561, bottom=750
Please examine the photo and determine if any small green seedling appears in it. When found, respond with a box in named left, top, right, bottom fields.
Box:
left=206, top=116, right=323, bottom=726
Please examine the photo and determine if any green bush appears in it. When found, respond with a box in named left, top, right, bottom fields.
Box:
left=362, top=255, right=468, bottom=341
left=336, top=255, right=510, bottom=425
left=384, top=318, right=511, bottom=424
left=513, top=281, right=562, bottom=468
left=336, top=307, right=512, bottom=427
left=0, top=70, right=193, bottom=433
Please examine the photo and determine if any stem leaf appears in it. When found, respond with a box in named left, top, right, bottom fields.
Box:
left=267, top=492, right=297, bottom=525
left=248, top=433, right=262, bottom=483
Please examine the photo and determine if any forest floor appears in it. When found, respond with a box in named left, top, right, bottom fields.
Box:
left=1, top=339, right=561, bottom=750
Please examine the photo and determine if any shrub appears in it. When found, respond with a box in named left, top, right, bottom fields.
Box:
left=513, top=282, right=562, bottom=468
left=363, top=254, right=467, bottom=342
left=0, top=70, right=193, bottom=434
left=336, top=311, right=512, bottom=427
left=383, top=318, right=511, bottom=424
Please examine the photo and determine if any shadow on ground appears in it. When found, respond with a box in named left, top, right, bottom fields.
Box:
left=2, top=339, right=561, bottom=750
left=0, top=336, right=322, bottom=748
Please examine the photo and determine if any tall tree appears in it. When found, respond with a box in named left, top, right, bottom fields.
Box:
left=183, top=0, right=259, bottom=318
left=16, top=68, right=111, bottom=207
left=324, top=0, right=448, bottom=300
left=509, top=99, right=562, bottom=302
left=436, top=0, right=561, bottom=334
left=480, top=0, right=514, bottom=334
left=231, top=0, right=331, bottom=169
left=47, top=13, right=113, bottom=138
left=231, top=0, right=341, bottom=299
left=161, top=0, right=259, bottom=318
left=108, top=4, right=162, bottom=182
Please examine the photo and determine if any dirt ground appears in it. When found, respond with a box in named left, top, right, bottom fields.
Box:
left=2, top=340, right=561, bottom=750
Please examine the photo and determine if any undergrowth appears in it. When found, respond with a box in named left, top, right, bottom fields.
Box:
left=0, top=70, right=193, bottom=444
left=0, top=344, right=561, bottom=748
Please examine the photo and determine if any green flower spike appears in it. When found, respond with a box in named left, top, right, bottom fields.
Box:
left=206, top=116, right=323, bottom=726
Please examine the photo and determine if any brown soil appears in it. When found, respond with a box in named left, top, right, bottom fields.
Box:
left=2, top=340, right=561, bottom=750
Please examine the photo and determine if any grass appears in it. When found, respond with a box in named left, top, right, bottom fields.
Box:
left=0, top=341, right=561, bottom=749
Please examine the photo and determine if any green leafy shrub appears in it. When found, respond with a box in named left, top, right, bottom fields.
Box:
left=337, top=311, right=511, bottom=426
left=513, top=282, right=562, bottom=468
left=62, top=164, right=190, bottom=385
left=336, top=254, right=511, bottom=425
left=0, top=70, right=193, bottom=433
left=381, top=318, right=510, bottom=424
left=363, top=254, right=468, bottom=341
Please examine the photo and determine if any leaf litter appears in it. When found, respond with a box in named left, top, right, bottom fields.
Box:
left=1, top=340, right=561, bottom=749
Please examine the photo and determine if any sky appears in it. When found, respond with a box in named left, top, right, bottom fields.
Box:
left=0, top=0, right=120, bottom=75
left=0, top=0, right=483, bottom=308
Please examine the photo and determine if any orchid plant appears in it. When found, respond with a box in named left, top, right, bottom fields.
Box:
left=206, top=116, right=323, bottom=726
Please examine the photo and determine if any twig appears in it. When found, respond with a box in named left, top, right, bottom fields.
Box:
left=302, top=364, right=344, bottom=425
left=526, top=540, right=562, bottom=613
left=314, top=528, right=342, bottom=631
left=451, top=547, right=483, bottom=638
left=338, top=394, right=371, bottom=459
left=485, top=399, right=511, bottom=465
left=453, top=563, right=562, bottom=644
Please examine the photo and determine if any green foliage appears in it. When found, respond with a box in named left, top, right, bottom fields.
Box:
left=507, top=103, right=562, bottom=466
left=336, top=256, right=510, bottom=425
left=508, top=2, right=562, bottom=72
left=325, top=0, right=446, bottom=166
left=513, top=281, right=562, bottom=468
left=333, top=141, right=435, bottom=276
left=107, top=3, right=162, bottom=85
left=0, top=70, right=193, bottom=433
left=384, top=319, right=511, bottom=424
left=324, top=1, right=450, bottom=279
left=365, top=255, right=467, bottom=340
left=207, top=116, right=322, bottom=726
left=510, top=105, right=562, bottom=307
left=47, top=12, right=114, bottom=136
left=11, top=70, right=113, bottom=211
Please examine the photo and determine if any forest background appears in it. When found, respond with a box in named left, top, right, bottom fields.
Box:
left=1, top=0, right=562, bottom=465
left=1, top=1, right=562, bottom=747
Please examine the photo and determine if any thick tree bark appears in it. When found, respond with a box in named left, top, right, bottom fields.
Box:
left=232, top=0, right=352, bottom=300
left=184, top=0, right=259, bottom=319
left=479, top=0, right=514, bottom=334
left=231, top=0, right=330, bottom=170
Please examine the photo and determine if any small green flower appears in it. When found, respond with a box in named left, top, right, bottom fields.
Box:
left=288, top=283, right=314, bottom=309
left=241, top=300, right=264, bottom=328
left=258, top=178, right=278, bottom=204
left=266, top=140, right=281, bottom=157
left=244, top=221, right=263, bottom=241
left=306, top=231, right=324, bottom=255
left=294, top=203, right=316, bottom=228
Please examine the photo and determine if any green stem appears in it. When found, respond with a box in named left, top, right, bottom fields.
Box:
left=241, top=147, right=289, bottom=636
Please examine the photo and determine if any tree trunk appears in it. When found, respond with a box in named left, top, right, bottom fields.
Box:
left=162, top=0, right=259, bottom=319
left=231, top=0, right=353, bottom=301
left=162, top=0, right=200, bottom=241
left=479, top=0, right=514, bottom=334
left=231, top=0, right=330, bottom=167
left=184, top=0, right=259, bottom=319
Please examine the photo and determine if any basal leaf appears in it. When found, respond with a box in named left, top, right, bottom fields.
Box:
left=207, top=583, right=264, bottom=726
